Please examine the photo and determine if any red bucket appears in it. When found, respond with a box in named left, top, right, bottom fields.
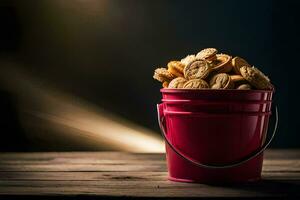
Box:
left=157, top=89, right=277, bottom=183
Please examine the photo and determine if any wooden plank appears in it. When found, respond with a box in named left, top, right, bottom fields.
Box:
left=0, top=171, right=299, bottom=181
left=263, top=149, right=300, bottom=159
left=0, top=159, right=165, bottom=165
left=0, top=157, right=298, bottom=165
left=0, top=149, right=298, bottom=161
left=0, top=160, right=298, bottom=172
left=262, top=172, right=300, bottom=180
left=0, top=163, right=166, bottom=172
left=0, top=152, right=164, bottom=161
left=0, top=180, right=299, bottom=198
left=0, top=172, right=168, bottom=181
left=262, top=160, right=300, bottom=172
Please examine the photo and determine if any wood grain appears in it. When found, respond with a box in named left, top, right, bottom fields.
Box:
left=0, top=150, right=299, bottom=199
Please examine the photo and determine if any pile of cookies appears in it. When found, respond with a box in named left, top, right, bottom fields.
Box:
left=153, top=48, right=273, bottom=90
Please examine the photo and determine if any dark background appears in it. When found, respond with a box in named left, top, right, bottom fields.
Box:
left=0, top=0, right=299, bottom=151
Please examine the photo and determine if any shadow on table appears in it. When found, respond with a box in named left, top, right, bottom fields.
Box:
left=210, top=179, right=300, bottom=199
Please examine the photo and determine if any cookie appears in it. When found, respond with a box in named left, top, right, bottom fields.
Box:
left=183, top=79, right=209, bottom=89
left=153, top=48, right=273, bottom=90
left=232, top=56, right=251, bottom=75
left=212, top=54, right=232, bottom=73
left=167, top=61, right=185, bottom=77
left=209, top=73, right=234, bottom=89
left=237, top=84, right=251, bottom=90
left=196, top=48, right=218, bottom=61
left=230, top=75, right=245, bottom=82
left=168, top=77, right=187, bottom=89
left=162, top=81, right=169, bottom=88
left=183, top=59, right=211, bottom=80
left=153, top=68, right=174, bottom=82
left=240, top=66, right=272, bottom=89
left=180, top=55, right=196, bottom=66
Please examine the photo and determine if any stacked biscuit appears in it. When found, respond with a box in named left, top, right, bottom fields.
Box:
left=153, top=48, right=272, bottom=90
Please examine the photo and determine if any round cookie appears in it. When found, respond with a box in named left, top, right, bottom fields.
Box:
left=168, top=77, right=187, bottom=89
left=183, top=59, right=211, bottom=80
left=209, top=73, right=234, bottom=89
left=237, top=84, right=252, bottom=90
left=240, top=66, right=272, bottom=89
left=232, top=56, right=251, bottom=75
left=212, top=54, right=232, bottom=73
left=180, top=55, right=196, bottom=66
left=196, top=48, right=218, bottom=61
left=183, top=79, right=209, bottom=89
left=153, top=68, right=174, bottom=82
left=167, top=61, right=185, bottom=77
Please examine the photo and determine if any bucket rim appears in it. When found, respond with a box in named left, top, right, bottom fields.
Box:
left=160, top=88, right=274, bottom=94
left=161, top=99, right=273, bottom=104
left=163, top=110, right=272, bottom=116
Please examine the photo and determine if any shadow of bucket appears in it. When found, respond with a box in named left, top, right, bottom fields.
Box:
left=157, top=89, right=277, bottom=183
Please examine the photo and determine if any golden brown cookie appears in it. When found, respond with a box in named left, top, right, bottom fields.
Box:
left=230, top=75, right=245, bottom=82
left=167, top=61, right=185, bottom=77
left=162, top=81, right=169, bottom=88
left=237, top=84, right=252, bottom=90
left=232, top=56, right=251, bottom=75
left=196, top=48, right=218, bottom=61
left=240, top=66, right=272, bottom=89
left=183, top=79, right=209, bottom=89
left=168, top=77, right=187, bottom=89
left=209, top=73, right=234, bottom=89
left=211, top=54, right=232, bottom=73
left=183, top=59, right=211, bottom=80
left=153, top=68, right=174, bottom=82
left=180, top=55, right=196, bottom=66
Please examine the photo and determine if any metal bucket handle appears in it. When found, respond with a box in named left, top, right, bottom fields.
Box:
left=157, top=104, right=278, bottom=169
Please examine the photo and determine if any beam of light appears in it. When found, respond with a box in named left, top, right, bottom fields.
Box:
left=0, top=63, right=164, bottom=153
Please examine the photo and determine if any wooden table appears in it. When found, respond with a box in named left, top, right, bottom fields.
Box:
left=0, top=150, right=299, bottom=199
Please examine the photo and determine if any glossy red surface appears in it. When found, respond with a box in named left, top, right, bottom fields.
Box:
left=158, top=89, right=274, bottom=183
